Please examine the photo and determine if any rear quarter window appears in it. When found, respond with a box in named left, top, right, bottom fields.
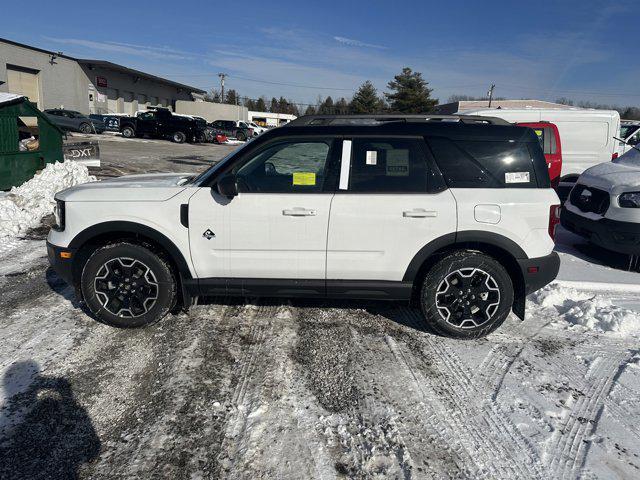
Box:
left=427, top=137, right=547, bottom=188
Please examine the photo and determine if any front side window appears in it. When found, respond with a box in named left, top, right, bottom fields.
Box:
left=349, top=138, right=433, bottom=193
left=233, top=140, right=331, bottom=193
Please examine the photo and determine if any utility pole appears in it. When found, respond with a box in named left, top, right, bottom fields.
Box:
left=487, top=84, right=496, bottom=108
left=218, top=73, right=227, bottom=103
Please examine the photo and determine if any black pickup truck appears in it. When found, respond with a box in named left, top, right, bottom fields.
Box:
left=118, top=108, right=206, bottom=143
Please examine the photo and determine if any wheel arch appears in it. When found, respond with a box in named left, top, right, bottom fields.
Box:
left=404, top=231, right=527, bottom=319
left=68, top=221, right=193, bottom=306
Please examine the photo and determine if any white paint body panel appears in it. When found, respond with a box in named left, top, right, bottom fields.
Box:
left=326, top=191, right=458, bottom=281
left=188, top=189, right=333, bottom=279
left=462, top=108, right=621, bottom=177
left=451, top=188, right=558, bottom=258
left=47, top=187, right=197, bottom=276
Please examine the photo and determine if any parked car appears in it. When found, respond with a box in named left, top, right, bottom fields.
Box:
left=210, top=119, right=253, bottom=141
left=89, top=113, right=121, bottom=132
left=561, top=146, right=640, bottom=266
left=517, top=122, right=562, bottom=189
left=118, top=107, right=206, bottom=143
left=238, top=120, right=267, bottom=136
left=47, top=114, right=560, bottom=339
left=44, top=109, right=106, bottom=134
left=618, top=120, right=640, bottom=156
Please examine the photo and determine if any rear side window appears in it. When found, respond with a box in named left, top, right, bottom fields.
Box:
left=349, top=138, right=438, bottom=193
left=531, top=127, right=557, bottom=155
left=427, top=137, right=544, bottom=188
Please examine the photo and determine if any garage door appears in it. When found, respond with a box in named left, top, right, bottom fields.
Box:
left=7, top=65, right=40, bottom=107
left=122, top=91, right=134, bottom=114
left=107, top=88, right=119, bottom=113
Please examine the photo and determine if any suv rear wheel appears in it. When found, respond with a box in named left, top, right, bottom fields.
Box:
left=236, top=131, right=247, bottom=141
left=81, top=243, right=176, bottom=328
left=420, top=251, right=513, bottom=339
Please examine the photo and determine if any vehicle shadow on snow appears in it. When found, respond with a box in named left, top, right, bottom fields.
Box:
left=0, top=360, right=101, bottom=480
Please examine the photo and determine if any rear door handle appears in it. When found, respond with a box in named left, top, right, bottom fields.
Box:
left=403, top=209, right=438, bottom=218
left=283, top=208, right=317, bottom=217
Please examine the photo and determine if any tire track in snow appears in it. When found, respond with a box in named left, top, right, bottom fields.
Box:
left=390, top=306, right=548, bottom=479
left=546, top=350, right=637, bottom=479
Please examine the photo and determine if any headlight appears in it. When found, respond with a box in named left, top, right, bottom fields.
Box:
left=619, top=192, right=640, bottom=208
left=53, top=199, right=65, bottom=231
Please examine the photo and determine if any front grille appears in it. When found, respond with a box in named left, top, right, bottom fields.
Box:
left=570, top=184, right=610, bottom=215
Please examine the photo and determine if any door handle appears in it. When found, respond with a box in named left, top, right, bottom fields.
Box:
left=403, top=209, right=438, bottom=218
left=283, top=208, right=316, bottom=216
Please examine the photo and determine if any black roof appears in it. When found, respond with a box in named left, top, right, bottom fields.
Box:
left=0, top=37, right=205, bottom=94
left=274, top=118, right=538, bottom=143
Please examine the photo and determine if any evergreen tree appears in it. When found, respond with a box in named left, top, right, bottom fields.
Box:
left=255, top=97, right=267, bottom=112
left=385, top=67, right=438, bottom=113
left=350, top=81, right=386, bottom=114
left=317, top=96, right=335, bottom=114
left=244, top=98, right=257, bottom=110
left=269, top=97, right=279, bottom=113
left=304, top=105, right=317, bottom=115
left=334, top=97, right=349, bottom=114
left=225, top=89, right=239, bottom=105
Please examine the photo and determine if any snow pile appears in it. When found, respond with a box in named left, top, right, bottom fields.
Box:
left=0, top=161, right=95, bottom=237
left=530, top=284, right=640, bottom=335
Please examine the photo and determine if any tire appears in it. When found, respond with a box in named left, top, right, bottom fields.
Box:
left=236, top=131, right=246, bottom=141
left=79, top=123, right=92, bottom=134
left=81, top=243, right=176, bottom=328
left=121, top=126, right=135, bottom=138
left=172, top=131, right=186, bottom=143
left=420, top=250, right=514, bottom=339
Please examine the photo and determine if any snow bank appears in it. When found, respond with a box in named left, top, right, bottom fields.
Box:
left=530, top=284, right=640, bottom=336
left=0, top=161, right=95, bottom=237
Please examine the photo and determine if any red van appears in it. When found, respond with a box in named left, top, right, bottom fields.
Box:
left=517, top=122, right=562, bottom=188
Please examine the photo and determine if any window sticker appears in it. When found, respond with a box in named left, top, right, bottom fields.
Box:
left=505, top=171, right=530, bottom=183
left=386, top=149, right=410, bottom=176
left=366, top=150, right=378, bottom=165
left=293, top=172, right=316, bottom=186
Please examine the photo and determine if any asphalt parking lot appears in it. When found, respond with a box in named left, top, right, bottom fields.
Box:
left=69, top=133, right=238, bottom=178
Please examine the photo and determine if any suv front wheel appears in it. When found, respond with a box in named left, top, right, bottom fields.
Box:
left=420, top=251, right=514, bottom=339
left=81, top=243, right=176, bottom=328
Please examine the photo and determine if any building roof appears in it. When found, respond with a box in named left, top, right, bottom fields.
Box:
left=0, top=37, right=205, bottom=94
left=75, top=59, right=205, bottom=94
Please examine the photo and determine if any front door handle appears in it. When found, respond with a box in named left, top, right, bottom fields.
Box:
left=283, top=208, right=317, bottom=217
left=403, top=209, right=438, bottom=218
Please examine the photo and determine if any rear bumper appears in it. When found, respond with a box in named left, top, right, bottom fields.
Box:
left=517, top=251, right=560, bottom=295
left=561, top=207, right=640, bottom=255
left=47, top=241, right=76, bottom=286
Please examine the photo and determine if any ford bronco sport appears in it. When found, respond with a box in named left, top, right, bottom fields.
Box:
left=47, top=115, right=560, bottom=338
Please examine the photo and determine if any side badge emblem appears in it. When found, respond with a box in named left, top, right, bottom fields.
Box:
left=203, top=229, right=216, bottom=240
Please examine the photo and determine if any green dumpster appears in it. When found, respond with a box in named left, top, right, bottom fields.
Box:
left=0, top=93, right=64, bottom=190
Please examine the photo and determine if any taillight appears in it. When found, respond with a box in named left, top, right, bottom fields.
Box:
left=612, top=152, right=619, bottom=160
left=549, top=204, right=561, bottom=241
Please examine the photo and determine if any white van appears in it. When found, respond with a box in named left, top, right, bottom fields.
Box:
left=461, top=108, right=621, bottom=180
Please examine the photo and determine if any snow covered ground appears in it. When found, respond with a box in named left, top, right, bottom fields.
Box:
left=0, top=164, right=639, bottom=478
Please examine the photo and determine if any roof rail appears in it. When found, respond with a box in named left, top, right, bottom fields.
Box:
left=285, top=114, right=511, bottom=127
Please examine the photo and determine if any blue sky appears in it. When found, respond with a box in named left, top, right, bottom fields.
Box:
left=1, top=0, right=637, bottom=106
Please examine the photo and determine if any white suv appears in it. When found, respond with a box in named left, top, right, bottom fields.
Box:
left=47, top=115, right=560, bottom=338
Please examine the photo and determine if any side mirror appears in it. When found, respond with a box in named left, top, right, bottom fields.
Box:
left=217, top=174, right=238, bottom=198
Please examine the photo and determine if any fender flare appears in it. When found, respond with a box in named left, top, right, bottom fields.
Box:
left=402, top=230, right=527, bottom=282
left=68, top=221, right=193, bottom=279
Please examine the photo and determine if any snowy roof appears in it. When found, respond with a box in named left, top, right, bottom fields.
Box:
left=0, top=92, right=25, bottom=106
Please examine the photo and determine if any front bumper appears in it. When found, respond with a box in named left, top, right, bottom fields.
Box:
left=561, top=207, right=640, bottom=255
left=47, top=242, right=76, bottom=286
left=517, top=251, right=561, bottom=295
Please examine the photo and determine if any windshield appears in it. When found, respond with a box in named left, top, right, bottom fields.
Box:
left=621, top=125, right=640, bottom=140
left=189, top=141, right=254, bottom=185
